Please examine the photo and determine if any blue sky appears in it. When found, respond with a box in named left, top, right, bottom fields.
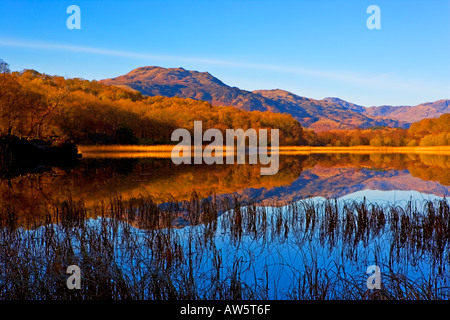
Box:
left=0, top=0, right=449, bottom=106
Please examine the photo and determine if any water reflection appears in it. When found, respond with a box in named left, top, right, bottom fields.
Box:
left=1, top=195, right=449, bottom=299
left=1, top=152, right=450, bottom=300
left=1, top=153, right=450, bottom=227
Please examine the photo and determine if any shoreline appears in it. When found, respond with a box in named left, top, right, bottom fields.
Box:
left=78, top=145, right=450, bottom=156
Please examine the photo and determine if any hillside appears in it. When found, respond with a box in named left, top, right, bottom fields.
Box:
left=100, top=66, right=405, bottom=131
left=0, top=68, right=304, bottom=145
left=4, top=64, right=446, bottom=148
left=101, top=66, right=278, bottom=112
left=253, top=90, right=402, bottom=131
left=364, top=100, right=450, bottom=123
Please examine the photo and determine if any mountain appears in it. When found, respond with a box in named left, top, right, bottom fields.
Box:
left=235, top=166, right=450, bottom=204
left=101, top=66, right=288, bottom=113
left=363, top=100, right=450, bottom=123
left=253, top=90, right=401, bottom=131
left=100, top=66, right=446, bottom=131
left=321, top=97, right=366, bottom=113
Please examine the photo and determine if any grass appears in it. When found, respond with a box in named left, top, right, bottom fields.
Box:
left=79, top=145, right=175, bottom=158
left=79, top=145, right=177, bottom=152
left=0, top=193, right=449, bottom=300
left=78, top=145, right=450, bottom=159
left=78, top=145, right=236, bottom=159
left=276, top=145, right=450, bottom=155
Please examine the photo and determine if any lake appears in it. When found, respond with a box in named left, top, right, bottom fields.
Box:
left=1, top=150, right=449, bottom=299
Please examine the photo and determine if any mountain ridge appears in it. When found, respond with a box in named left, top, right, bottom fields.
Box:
left=364, top=100, right=450, bottom=123
left=100, top=66, right=449, bottom=131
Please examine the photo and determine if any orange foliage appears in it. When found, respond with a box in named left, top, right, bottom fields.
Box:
left=1, top=69, right=304, bottom=146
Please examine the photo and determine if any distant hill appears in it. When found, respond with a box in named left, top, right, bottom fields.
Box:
left=100, top=66, right=283, bottom=112
left=363, top=100, right=450, bottom=123
left=252, top=90, right=401, bottom=131
left=101, top=66, right=448, bottom=131
left=235, top=166, right=450, bottom=203
left=321, top=97, right=366, bottom=113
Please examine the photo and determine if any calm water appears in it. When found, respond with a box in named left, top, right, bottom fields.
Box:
left=1, top=154, right=450, bottom=206
left=1, top=152, right=450, bottom=299
left=2, top=152, right=449, bottom=212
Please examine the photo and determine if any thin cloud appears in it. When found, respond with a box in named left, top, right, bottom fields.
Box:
left=0, top=37, right=446, bottom=96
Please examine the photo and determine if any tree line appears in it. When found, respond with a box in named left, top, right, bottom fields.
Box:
left=1, top=59, right=448, bottom=147
left=303, top=114, right=450, bottom=147
left=0, top=60, right=304, bottom=146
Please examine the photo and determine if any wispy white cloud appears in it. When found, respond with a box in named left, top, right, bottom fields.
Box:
left=0, top=37, right=447, bottom=98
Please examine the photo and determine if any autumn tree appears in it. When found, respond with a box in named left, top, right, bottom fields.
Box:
left=408, top=114, right=450, bottom=146
left=0, top=66, right=63, bottom=139
left=0, top=59, right=10, bottom=74
left=0, top=73, right=29, bottom=136
left=1, top=67, right=307, bottom=145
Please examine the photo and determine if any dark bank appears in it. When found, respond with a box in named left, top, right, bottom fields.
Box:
left=0, top=135, right=81, bottom=176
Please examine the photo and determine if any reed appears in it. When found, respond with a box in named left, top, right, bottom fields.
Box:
left=0, top=193, right=449, bottom=300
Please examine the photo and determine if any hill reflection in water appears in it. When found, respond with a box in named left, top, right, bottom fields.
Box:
left=1, top=152, right=450, bottom=300
left=1, top=152, right=449, bottom=227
